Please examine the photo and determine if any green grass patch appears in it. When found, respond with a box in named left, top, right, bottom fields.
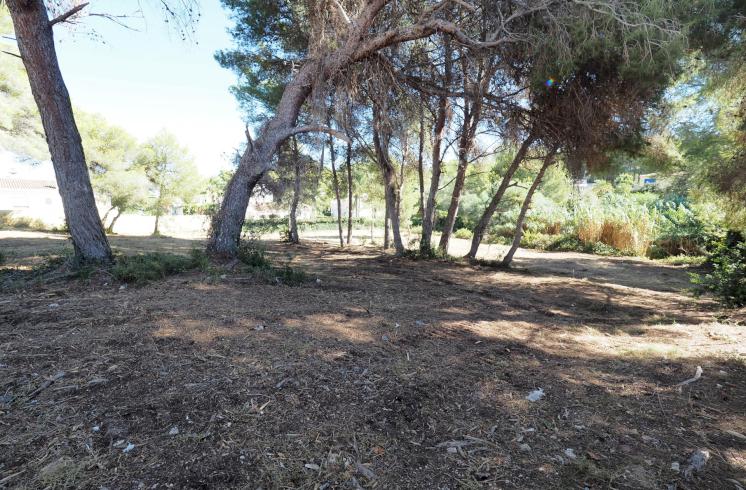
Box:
left=112, top=249, right=207, bottom=284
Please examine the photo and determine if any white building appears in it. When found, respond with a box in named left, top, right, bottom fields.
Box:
left=0, top=150, right=66, bottom=227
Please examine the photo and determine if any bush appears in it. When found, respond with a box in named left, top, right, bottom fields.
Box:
left=237, top=238, right=308, bottom=286
left=692, top=234, right=746, bottom=307
left=0, top=251, right=5, bottom=266
left=276, top=265, right=307, bottom=286
left=453, top=228, right=473, bottom=239
left=0, top=214, right=49, bottom=231
left=238, top=239, right=271, bottom=268
left=112, top=251, right=205, bottom=284
left=649, top=203, right=721, bottom=258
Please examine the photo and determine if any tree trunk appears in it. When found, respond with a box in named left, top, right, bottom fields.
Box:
left=439, top=109, right=474, bottom=253
left=153, top=212, right=161, bottom=236
left=467, top=134, right=536, bottom=259
left=208, top=1, right=392, bottom=257
left=383, top=204, right=391, bottom=250
left=421, top=37, right=453, bottom=253
left=101, top=205, right=115, bottom=226
left=288, top=138, right=301, bottom=244
left=7, top=0, right=112, bottom=262
left=106, top=209, right=122, bottom=234
left=329, top=134, right=344, bottom=247
left=372, top=107, right=404, bottom=255
left=345, top=141, right=353, bottom=245
left=417, top=100, right=426, bottom=217
left=502, top=149, right=558, bottom=267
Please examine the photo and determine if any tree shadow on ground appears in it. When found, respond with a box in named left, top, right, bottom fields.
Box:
left=0, top=239, right=742, bottom=489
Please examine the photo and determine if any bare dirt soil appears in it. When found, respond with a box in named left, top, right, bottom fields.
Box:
left=1, top=232, right=745, bottom=489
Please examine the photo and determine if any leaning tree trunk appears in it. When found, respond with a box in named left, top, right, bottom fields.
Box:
left=466, top=134, right=536, bottom=259
left=208, top=1, right=393, bottom=257
left=439, top=102, right=480, bottom=253
left=7, top=0, right=112, bottom=262
left=502, top=148, right=558, bottom=267
left=101, top=205, right=115, bottom=226
left=420, top=37, right=453, bottom=253
left=345, top=140, right=353, bottom=244
left=106, top=209, right=122, bottom=234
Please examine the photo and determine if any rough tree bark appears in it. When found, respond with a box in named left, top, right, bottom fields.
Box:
left=501, top=148, right=558, bottom=266
left=421, top=36, right=453, bottom=253
left=7, top=0, right=112, bottom=262
left=288, top=137, right=301, bottom=244
left=345, top=140, right=353, bottom=244
left=467, top=133, right=536, bottom=259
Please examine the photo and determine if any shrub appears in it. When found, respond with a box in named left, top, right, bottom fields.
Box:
left=0, top=214, right=48, bottom=231
left=238, top=239, right=271, bottom=268
left=276, top=265, right=307, bottom=286
left=112, top=252, right=203, bottom=284
left=692, top=234, right=746, bottom=307
left=0, top=251, right=5, bottom=266
left=453, top=228, right=473, bottom=239
left=237, top=238, right=308, bottom=286
left=649, top=203, right=721, bottom=258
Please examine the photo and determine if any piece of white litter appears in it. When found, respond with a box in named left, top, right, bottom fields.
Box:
left=564, top=448, right=577, bottom=459
left=304, top=463, right=320, bottom=471
left=168, top=426, right=179, bottom=436
left=254, top=325, right=265, bottom=331
left=48, top=303, right=59, bottom=308
left=316, top=278, right=322, bottom=284
left=676, top=366, right=703, bottom=388
left=92, top=425, right=100, bottom=432
left=526, top=388, right=545, bottom=402
left=671, top=462, right=680, bottom=472
left=123, top=443, right=135, bottom=453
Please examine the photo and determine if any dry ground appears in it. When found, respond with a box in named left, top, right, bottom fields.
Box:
left=0, top=232, right=745, bottom=489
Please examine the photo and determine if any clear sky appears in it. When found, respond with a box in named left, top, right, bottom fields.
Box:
left=54, top=0, right=244, bottom=177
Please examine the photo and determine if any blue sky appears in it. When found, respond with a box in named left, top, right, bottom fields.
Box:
left=55, top=0, right=244, bottom=176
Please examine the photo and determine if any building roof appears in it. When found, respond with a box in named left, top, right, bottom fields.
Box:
left=0, top=178, right=57, bottom=191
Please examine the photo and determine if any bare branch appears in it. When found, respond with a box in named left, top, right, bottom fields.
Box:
left=49, top=2, right=90, bottom=27
left=284, top=125, right=351, bottom=143
left=1, top=50, right=22, bottom=59
left=331, top=0, right=352, bottom=25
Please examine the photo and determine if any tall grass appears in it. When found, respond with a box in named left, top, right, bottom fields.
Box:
left=567, top=186, right=659, bottom=256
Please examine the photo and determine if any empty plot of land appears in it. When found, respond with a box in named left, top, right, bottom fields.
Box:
left=0, top=232, right=744, bottom=489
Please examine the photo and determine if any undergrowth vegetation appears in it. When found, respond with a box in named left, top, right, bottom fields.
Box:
left=238, top=238, right=307, bottom=286
left=692, top=234, right=746, bottom=307
left=111, top=249, right=208, bottom=284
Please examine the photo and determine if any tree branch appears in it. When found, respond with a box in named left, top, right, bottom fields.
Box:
left=285, top=125, right=351, bottom=143
left=49, top=2, right=90, bottom=27
left=1, top=50, right=22, bottom=59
